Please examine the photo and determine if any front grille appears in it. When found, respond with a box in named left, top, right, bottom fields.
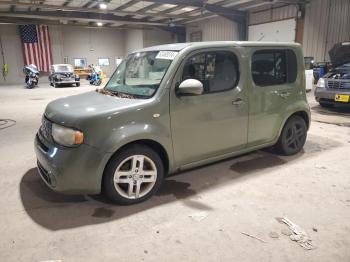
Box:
left=39, top=116, right=52, bottom=142
left=36, top=134, right=49, bottom=152
left=37, top=161, right=50, bottom=184
left=327, top=80, right=350, bottom=89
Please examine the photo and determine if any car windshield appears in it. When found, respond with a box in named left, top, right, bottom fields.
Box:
left=105, top=51, right=177, bottom=98
left=54, top=65, right=73, bottom=72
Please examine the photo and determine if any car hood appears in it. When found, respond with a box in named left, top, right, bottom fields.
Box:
left=329, top=42, right=350, bottom=68
left=45, top=91, right=147, bottom=127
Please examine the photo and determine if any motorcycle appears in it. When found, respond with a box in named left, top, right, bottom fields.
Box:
left=87, top=65, right=103, bottom=86
left=23, top=64, right=39, bottom=89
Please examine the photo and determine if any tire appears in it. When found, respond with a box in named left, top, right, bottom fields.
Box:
left=27, top=82, right=34, bottom=89
left=54, top=81, right=59, bottom=88
left=103, top=145, right=164, bottom=205
left=76, top=82, right=80, bottom=87
left=96, top=79, right=102, bottom=86
left=275, top=115, right=307, bottom=156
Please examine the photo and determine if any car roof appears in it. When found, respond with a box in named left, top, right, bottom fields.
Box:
left=132, top=41, right=301, bottom=53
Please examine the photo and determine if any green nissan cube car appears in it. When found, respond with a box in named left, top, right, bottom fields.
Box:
left=35, top=42, right=310, bottom=205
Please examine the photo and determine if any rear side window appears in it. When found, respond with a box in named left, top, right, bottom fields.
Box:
left=182, top=51, right=239, bottom=93
left=252, top=49, right=297, bottom=86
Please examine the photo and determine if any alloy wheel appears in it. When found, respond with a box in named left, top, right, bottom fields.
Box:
left=285, top=123, right=305, bottom=150
left=113, top=155, right=157, bottom=199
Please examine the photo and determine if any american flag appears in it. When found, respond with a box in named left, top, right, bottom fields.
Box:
left=19, top=24, right=53, bottom=72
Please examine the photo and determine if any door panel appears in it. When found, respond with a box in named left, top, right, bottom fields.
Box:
left=170, top=49, right=248, bottom=167
left=248, top=49, right=298, bottom=146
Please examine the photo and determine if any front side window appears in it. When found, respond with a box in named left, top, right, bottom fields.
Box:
left=105, top=51, right=176, bottom=98
left=182, top=51, right=239, bottom=93
left=252, top=49, right=297, bottom=86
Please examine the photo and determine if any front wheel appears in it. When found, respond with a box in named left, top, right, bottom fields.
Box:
left=103, top=145, right=164, bottom=205
left=275, top=115, right=307, bottom=156
left=26, top=80, right=35, bottom=89
left=76, top=82, right=80, bottom=87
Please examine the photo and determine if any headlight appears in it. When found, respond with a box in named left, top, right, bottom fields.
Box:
left=316, top=78, right=325, bottom=88
left=52, top=123, right=84, bottom=146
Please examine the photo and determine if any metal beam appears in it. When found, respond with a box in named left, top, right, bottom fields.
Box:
left=136, top=3, right=161, bottom=13
left=140, top=0, right=246, bottom=24
left=231, top=0, right=306, bottom=10
left=82, top=0, right=95, bottom=8
left=62, top=0, right=72, bottom=7
left=114, top=0, right=139, bottom=11
left=0, top=10, right=185, bottom=27
left=157, top=5, right=184, bottom=14
left=0, top=1, right=190, bottom=20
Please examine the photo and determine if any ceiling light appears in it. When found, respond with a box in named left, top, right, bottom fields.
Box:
left=163, top=4, right=176, bottom=8
left=99, top=3, right=107, bottom=9
left=97, top=22, right=103, bottom=26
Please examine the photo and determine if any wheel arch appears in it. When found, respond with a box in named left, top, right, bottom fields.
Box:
left=101, top=139, right=170, bottom=189
left=278, top=109, right=310, bottom=138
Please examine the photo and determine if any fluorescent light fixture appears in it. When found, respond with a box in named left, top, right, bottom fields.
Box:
left=163, top=4, right=176, bottom=8
left=181, top=7, right=195, bottom=12
left=99, top=3, right=107, bottom=9
left=97, top=22, right=103, bottom=26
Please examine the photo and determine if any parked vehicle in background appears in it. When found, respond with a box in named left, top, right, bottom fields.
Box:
left=35, top=42, right=310, bottom=205
left=313, top=61, right=332, bottom=84
left=23, top=64, right=39, bottom=89
left=315, top=42, right=350, bottom=107
left=87, top=65, right=103, bottom=86
left=49, top=64, right=80, bottom=88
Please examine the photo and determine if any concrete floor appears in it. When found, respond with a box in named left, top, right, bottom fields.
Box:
left=0, top=81, right=350, bottom=262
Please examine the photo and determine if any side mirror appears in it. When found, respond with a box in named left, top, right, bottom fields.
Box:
left=177, top=79, right=203, bottom=96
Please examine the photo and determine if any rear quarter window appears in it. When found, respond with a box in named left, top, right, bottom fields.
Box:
left=252, top=49, right=298, bottom=86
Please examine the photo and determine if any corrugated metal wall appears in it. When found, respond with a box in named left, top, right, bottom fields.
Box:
left=249, top=5, right=298, bottom=25
left=303, top=0, right=350, bottom=62
left=248, top=0, right=350, bottom=62
left=186, top=16, right=239, bottom=41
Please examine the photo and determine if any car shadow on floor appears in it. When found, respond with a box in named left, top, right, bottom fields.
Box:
left=311, top=104, right=350, bottom=116
left=19, top=134, right=341, bottom=230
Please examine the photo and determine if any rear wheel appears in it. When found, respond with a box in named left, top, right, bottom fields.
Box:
left=275, top=115, right=307, bottom=156
left=103, top=145, right=164, bottom=205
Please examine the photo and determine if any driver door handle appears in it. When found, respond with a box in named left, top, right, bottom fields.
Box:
left=232, top=98, right=244, bottom=106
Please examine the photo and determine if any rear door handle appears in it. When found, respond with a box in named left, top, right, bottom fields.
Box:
left=232, top=98, right=244, bottom=106
left=270, top=90, right=291, bottom=99
left=278, top=92, right=291, bottom=98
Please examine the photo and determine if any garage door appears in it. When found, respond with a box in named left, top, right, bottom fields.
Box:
left=248, top=19, right=296, bottom=42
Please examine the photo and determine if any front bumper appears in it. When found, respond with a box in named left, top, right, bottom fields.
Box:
left=315, top=88, right=350, bottom=106
left=34, top=133, right=111, bottom=194
left=56, top=79, right=80, bottom=84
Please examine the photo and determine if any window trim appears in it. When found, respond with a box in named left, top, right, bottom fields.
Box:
left=251, top=49, right=297, bottom=87
left=181, top=50, right=240, bottom=95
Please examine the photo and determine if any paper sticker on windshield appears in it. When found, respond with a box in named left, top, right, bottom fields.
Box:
left=156, top=51, right=178, bottom=60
